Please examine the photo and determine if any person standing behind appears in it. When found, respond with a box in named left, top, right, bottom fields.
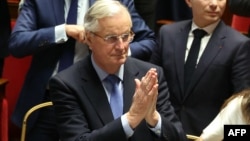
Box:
left=9, top=0, right=156, bottom=140
left=49, top=1, right=187, bottom=141
left=150, top=0, right=250, bottom=136
left=197, top=88, right=250, bottom=141
left=0, top=0, right=11, bottom=76
left=228, top=0, right=250, bottom=17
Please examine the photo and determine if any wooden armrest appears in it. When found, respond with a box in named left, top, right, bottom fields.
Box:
left=0, top=78, right=8, bottom=98
left=0, top=79, right=8, bottom=85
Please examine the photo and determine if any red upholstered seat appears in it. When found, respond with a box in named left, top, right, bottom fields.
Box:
left=0, top=98, right=8, bottom=141
left=231, top=15, right=250, bottom=35
left=1, top=20, right=32, bottom=140
left=0, top=78, right=8, bottom=141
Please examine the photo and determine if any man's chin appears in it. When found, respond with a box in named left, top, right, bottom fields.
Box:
left=115, top=56, right=127, bottom=64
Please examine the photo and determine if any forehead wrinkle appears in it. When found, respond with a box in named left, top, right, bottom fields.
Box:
left=97, top=13, right=132, bottom=35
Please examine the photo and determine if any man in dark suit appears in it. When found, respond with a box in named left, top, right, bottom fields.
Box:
left=9, top=0, right=156, bottom=140
left=150, top=0, right=250, bottom=136
left=49, top=1, right=187, bottom=141
left=0, top=0, right=11, bottom=76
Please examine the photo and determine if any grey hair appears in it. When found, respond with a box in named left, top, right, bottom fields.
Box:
left=84, top=0, right=132, bottom=32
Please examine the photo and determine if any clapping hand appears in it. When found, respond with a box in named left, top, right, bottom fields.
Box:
left=126, top=68, right=159, bottom=129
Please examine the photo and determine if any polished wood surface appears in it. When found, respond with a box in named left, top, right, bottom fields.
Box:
left=21, top=102, right=53, bottom=141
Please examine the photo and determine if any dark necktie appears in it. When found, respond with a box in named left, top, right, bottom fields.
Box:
left=184, top=29, right=207, bottom=91
left=105, top=75, right=123, bottom=119
left=58, top=0, right=78, bottom=72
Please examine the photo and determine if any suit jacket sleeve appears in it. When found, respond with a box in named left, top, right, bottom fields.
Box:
left=121, top=0, right=157, bottom=61
left=156, top=66, right=187, bottom=141
left=228, top=0, right=250, bottom=17
left=8, top=0, right=60, bottom=58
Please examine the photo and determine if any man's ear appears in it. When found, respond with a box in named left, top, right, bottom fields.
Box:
left=85, top=31, right=92, bottom=43
left=85, top=31, right=93, bottom=50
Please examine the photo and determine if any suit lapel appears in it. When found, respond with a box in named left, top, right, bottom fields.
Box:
left=175, top=22, right=192, bottom=98
left=79, top=56, right=114, bottom=124
left=123, top=59, right=138, bottom=113
left=52, top=0, right=65, bottom=24
left=185, top=22, right=225, bottom=98
left=78, top=57, right=140, bottom=124
left=77, top=56, right=143, bottom=125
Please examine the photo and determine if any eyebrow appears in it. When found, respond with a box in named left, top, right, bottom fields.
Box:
left=102, top=30, right=131, bottom=36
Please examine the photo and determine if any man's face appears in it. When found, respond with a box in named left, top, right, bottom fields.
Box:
left=186, top=0, right=226, bottom=27
left=86, top=11, right=132, bottom=72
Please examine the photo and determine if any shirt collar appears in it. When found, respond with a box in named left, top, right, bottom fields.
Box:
left=91, top=54, right=124, bottom=82
left=191, top=20, right=220, bottom=35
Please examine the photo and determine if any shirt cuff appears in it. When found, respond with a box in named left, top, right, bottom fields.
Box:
left=55, top=24, right=68, bottom=43
left=121, top=115, right=134, bottom=138
left=148, top=113, right=162, bottom=137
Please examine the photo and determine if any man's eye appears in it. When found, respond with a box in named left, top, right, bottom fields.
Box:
left=121, top=34, right=129, bottom=41
left=107, top=36, right=117, bottom=42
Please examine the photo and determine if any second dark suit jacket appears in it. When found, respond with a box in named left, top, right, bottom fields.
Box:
left=150, top=20, right=250, bottom=135
left=49, top=56, right=187, bottom=141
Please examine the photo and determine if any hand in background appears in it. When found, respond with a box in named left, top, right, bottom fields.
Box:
left=65, top=24, right=86, bottom=43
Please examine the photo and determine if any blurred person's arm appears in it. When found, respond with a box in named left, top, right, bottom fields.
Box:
left=122, top=0, right=156, bottom=61
left=199, top=96, right=244, bottom=141
left=9, top=0, right=84, bottom=58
